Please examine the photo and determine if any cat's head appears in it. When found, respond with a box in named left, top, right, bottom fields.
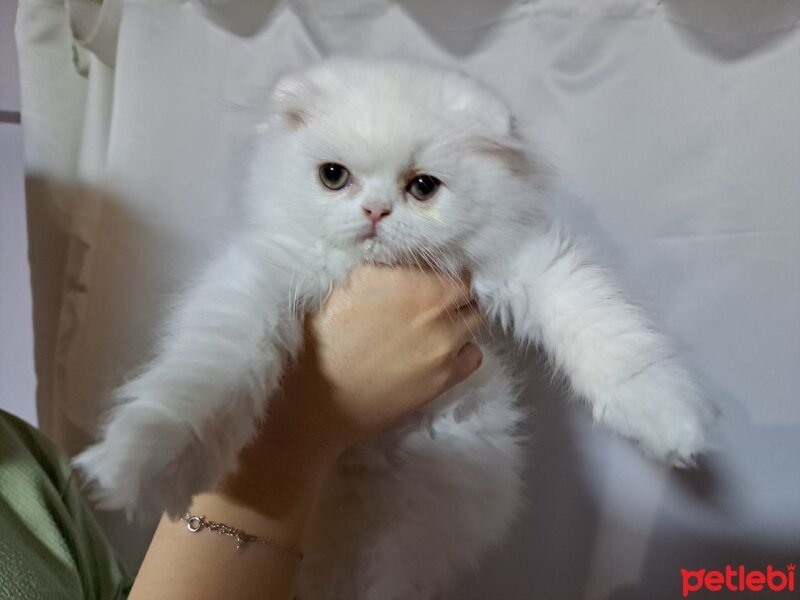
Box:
left=247, top=58, right=545, bottom=271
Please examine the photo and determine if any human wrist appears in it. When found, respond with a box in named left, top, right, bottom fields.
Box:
left=215, top=420, right=337, bottom=533
left=207, top=449, right=328, bottom=550
left=186, top=492, right=310, bottom=552
left=219, top=453, right=330, bottom=515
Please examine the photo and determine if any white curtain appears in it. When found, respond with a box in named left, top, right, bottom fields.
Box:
left=15, top=0, right=800, bottom=597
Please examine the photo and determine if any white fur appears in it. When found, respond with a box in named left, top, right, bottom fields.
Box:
left=75, top=58, right=716, bottom=599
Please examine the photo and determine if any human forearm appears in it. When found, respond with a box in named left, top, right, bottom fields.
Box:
left=129, top=459, right=327, bottom=600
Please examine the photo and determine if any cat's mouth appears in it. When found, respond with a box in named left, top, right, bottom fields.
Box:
left=356, top=223, right=387, bottom=244
left=357, top=221, right=383, bottom=241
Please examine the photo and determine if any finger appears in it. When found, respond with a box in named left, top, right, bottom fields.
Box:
left=448, top=304, right=485, bottom=344
left=408, top=270, right=462, bottom=310
left=343, top=263, right=387, bottom=293
left=442, top=342, right=483, bottom=390
left=328, top=264, right=394, bottom=313
left=455, top=296, right=479, bottom=313
left=441, top=272, right=474, bottom=308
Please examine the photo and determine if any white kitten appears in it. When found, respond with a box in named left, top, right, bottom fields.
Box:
left=75, top=58, right=717, bottom=599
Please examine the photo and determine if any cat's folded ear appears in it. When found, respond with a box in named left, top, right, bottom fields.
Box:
left=440, top=73, right=534, bottom=178
left=267, top=73, right=316, bottom=130
left=441, top=72, right=517, bottom=139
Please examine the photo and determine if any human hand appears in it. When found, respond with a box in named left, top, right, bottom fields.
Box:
left=221, top=264, right=484, bottom=511
left=286, top=264, right=483, bottom=452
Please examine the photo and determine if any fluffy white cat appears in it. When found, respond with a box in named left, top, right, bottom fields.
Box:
left=75, top=58, right=716, bottom=599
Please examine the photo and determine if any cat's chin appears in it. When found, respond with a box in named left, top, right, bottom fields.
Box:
left=352, top=236, right=466, bottom=273
left=357, top=237, right=399, bottom=264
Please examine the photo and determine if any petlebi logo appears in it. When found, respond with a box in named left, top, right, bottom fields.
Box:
left=681, top=564, right=796, bottom=597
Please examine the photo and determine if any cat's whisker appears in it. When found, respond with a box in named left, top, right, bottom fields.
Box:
left=419, top=243, right=462, bottom=294
left=292, top=272, right=309, bottom=317
left=288, top=272, right=297, bottom=316
left=408, top=248, right=428, bottom=276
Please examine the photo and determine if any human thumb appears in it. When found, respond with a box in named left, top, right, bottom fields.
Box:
left=444, top=342, right=483, bottom=389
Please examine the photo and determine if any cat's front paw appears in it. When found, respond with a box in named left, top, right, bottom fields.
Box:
left=592, top=365, right=719, bottom=467
left=74, top=400, right=222, bottom=518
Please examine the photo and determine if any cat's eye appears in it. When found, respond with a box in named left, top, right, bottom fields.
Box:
left=406, top=174, right=441, bottom=202
left=319, top=163, right=351, bottom=190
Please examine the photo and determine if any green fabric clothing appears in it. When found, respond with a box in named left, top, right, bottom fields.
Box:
left=0, top=409, right=132, bottom=599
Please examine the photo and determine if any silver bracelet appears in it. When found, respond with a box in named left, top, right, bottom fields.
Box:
left=181, top=513, right=304, bottom=560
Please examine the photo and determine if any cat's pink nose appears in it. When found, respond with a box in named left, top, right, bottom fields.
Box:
left=362, top=203, right=392, bottom=225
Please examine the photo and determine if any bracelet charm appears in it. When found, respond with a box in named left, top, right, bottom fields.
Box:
left=181, top=513, right=304, bottom=559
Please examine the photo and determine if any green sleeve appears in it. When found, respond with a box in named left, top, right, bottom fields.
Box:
left=0, top=409, right=132, bottom=599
